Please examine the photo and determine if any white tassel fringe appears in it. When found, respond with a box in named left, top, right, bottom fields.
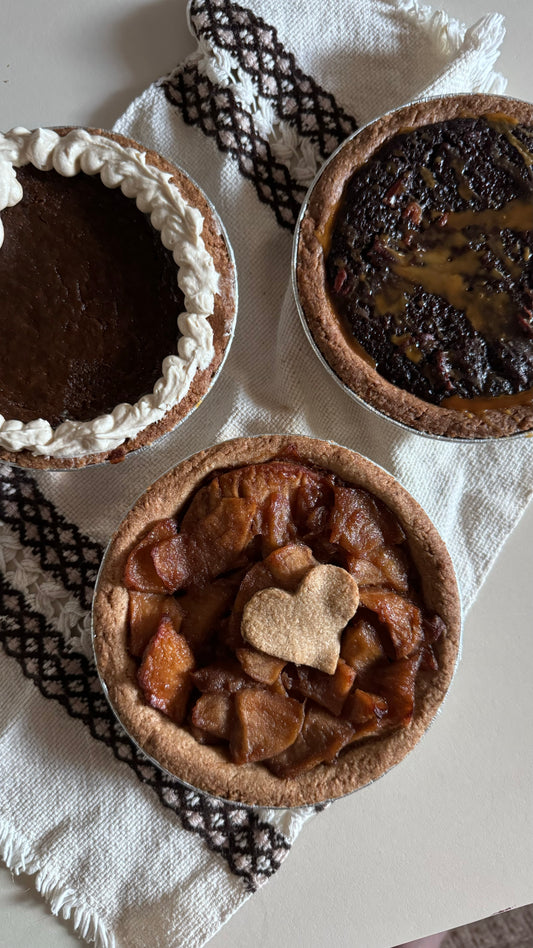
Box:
left=397, top=1, right=507, bottom=95
left=0, top=822, right=115, bottom=948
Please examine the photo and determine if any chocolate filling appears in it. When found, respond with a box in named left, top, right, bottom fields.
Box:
left=0, top=164, right=184, bottom=427
left=326, top=115, right=533, bottom=404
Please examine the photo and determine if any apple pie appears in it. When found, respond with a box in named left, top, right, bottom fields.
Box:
left=93, top=435, right=461, bottom=807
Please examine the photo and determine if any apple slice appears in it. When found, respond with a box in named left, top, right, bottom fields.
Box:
left=179, top=572, right=243, bottom=654
left=190, top=659, right=252, bottom=694
left=230, top=688, right=305, bottom=764
left=293, top=475, right=333, bottom=541
left=343, top=688, right=388, bottom=738
left=128, top=590, right=184, bottom=658
left=190, top=693, right=233, bottom=742
left=151, top=497, right=258, bottom=592
left=124, top=518, right=178, bottom=592
left=340, top=616, right=386, bottom=674
left=266, top=705, right=354, bottom=778
left=290, top=658, right=356, bottom=716
left=359, top=587, right=423, bottom=658
left=235, top=646, right=286, bottom=684
left=345, top=545, right=410, bottom=593
left=359, top=654, right=421, bottom=727
left=265, top=543, right=317, bottom=586
left=261, top=490, right=296, bottom=556
left=329, top=485, right=385, bottom=555
left=137, top=616, right=195, bottom=724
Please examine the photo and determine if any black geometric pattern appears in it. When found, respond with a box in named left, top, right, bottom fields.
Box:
left=162, top=0, right=357, bottom=229
left=164, top=65, right=303, bottom=228
left=189, top=0, right=357, bottom=155
left=1, top=0, right=347, bottom=893
left=0, top=567, right=290, bottom=890
left=0, top=463, right=102, bottom=613
left=0, top=469, right=291, bottom=892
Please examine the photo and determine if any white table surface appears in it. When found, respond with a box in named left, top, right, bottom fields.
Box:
left=1, top=1, right=532, bottom=946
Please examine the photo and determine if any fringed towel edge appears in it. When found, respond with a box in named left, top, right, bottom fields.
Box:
left=0, top=820, right=115, bottom=948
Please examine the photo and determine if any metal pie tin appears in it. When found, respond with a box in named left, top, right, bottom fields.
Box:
left=91, top=433, right=462, bottom=809
left=292, top=93, right=533, bottom=443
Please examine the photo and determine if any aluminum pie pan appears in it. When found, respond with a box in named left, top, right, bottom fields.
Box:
left=91, top=432, right=462, bottom=810
left=292, top=92, right=533, bottom=444
left=0, top=126, right=238, bottom=471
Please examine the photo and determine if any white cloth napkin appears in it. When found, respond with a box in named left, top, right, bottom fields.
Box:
left=1, top=2, right=525, bottom=947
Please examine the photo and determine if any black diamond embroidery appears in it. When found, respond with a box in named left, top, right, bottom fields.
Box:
left=162, top=0, right=357, bottom=229
left=0, top=464, right=102, bottom=612
left=0, top=471, right=291, bottom=891
left=0, top=0, right=349, bottom=882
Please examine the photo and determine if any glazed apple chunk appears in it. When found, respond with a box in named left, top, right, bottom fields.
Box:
left=123, top=459, right=446, bottom=777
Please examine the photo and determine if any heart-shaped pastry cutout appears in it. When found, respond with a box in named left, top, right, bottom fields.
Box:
left=241, top=564, right=360, bottom=674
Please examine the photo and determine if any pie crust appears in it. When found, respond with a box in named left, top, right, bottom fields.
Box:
left=295, top=94, right=533, bottom=440
left=92, top=435, right=461, bottom=808
left=0, top=126, right=236, bottom=469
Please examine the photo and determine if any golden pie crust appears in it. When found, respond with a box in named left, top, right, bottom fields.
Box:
left=295, top=94, right=533, bottom=440
left=0, top=127, right=236, bottom=470
left=92, top=435, right=461, bottom=808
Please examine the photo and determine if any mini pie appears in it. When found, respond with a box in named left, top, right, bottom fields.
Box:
left=0, top=126, right=236, bottom=468
left=92, top=435, right=461, bottom=808
left=295, top=94, right=533, bottom=440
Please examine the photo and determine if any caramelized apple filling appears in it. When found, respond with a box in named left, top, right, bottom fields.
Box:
left=124, top=460, right=446, bottom=777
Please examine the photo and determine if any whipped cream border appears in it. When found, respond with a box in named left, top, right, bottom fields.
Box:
left=0, top=126, right=221, bottom=459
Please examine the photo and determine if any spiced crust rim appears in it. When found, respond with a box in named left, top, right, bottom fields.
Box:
left=295, top=93, right=533, bottom=441
left=92, top=434, right=462, bottom=809
left=0, top=126, right=237, bottom=470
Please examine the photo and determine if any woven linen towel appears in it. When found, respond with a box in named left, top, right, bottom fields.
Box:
left=0, top=2, right=525, bottom=947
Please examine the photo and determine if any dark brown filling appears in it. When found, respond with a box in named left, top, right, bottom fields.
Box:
left=0, top=164, right=184, bottom=427
left=326, top=115, right=533, bottom=404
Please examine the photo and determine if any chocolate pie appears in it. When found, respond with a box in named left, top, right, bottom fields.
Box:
left=92, top=435, right=461, bottom=807
left=295, top=94, right=533, bottom=439
left=0, top=126, right=236, bottom=468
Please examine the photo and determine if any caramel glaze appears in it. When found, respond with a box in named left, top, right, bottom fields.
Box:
left=315, top=201, right=378, bottom=369
left=446, top=386, right=533, bottom=415
left=374, top=198, right=533, bottom=341
left=0, top=165, right=184, bottom=427
left=326, top=114, right=533, bottom=412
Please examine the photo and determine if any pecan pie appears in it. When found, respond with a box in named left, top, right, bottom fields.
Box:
left=93, top=435, right=461, bottom=807
left=0, top=126, right=236, bottom=468
left=295, top=94, right=533, bottom=439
